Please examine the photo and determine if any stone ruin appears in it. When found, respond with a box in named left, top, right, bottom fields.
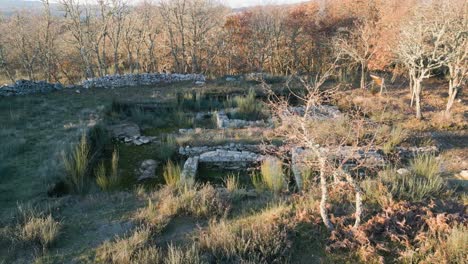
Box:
left=108, top=122, right=155, bottom=146
left=82, top=73, right=206, bottom=89
left=0, top=80, right=64, bottom=97
left=179, top=144, right=268, bottom=183
left=215, top=110, right=270, bottom=129
left=0, top=73, right=206, bottom=97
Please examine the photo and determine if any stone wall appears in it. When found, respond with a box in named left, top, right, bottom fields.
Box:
left=215, top=110, right=269, bottom=129
left=82, top=73, right=205, bottom=89
left=179, top=143, right=277, bottom=157
left=0, top=80, right=63, bottom=97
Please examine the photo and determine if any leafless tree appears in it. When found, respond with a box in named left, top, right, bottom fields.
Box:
left=60, top=0, right=95, bottom=78
left=265, top=58, right=381, bottom=230
left=397, top=4, right=453, bottom=120
left=443, top=2, right=467, bottom=116
left=334, top=19, right=378, bottom=90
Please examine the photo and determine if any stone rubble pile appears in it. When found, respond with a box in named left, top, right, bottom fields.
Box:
left=0, top=80, right=63, bottom=97
left=137, top=159, right=159, bottom=181
left=82, top=73, right=206, bottom=89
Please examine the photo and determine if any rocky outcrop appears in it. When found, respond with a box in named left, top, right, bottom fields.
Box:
left=82, top=73, right=205, bottom=89
left=0, top=80, right=63, bottom=97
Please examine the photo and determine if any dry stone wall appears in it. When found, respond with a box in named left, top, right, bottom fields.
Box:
left=82, top=73, right=205, bottom=89
left=0, top=80, right=63, bottom=97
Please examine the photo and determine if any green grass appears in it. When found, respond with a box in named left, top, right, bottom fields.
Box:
left=259, top=158, right=286, bottom=194
left=380, top=154, right=445, bottom=201
left=63, top=134, right=90, bottom=194
left=163, top=160, right=181, bottom=187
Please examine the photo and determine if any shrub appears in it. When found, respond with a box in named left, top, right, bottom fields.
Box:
left=380, top=156, right=445, bottom=201
left=20, top=215, right=61, bottom=251
left=163, top=160, right=181, bottom=187
left=63, top=133, right=90, bottom=194
left=260, top=158, right=286, bottom=194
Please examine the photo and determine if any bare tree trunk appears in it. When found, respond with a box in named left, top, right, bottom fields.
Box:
left=414, top=80, right=423, bottom=120
left=318, top=156, right=333, bottom=230
left=360, top=61, right=366, bottom=89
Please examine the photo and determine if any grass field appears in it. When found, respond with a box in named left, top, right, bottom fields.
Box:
left=0, top=79, right=466, bottom=263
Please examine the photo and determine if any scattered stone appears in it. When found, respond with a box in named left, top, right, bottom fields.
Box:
left=179, top=128, right=195, bottom=134
left=195, top=81, right=205, bottom=86
left=75, top=89, right=81, bottom=94
left=138, top=159, right=158, bottom=181
left=109, top=122, right=141, bottom=139
left=225, top=77, right=237, bottom=82
left=397, top=168, right=411, bottom=176
left=181, top=156, right=199, bottom=183
left=82, top=73, right=205, bottom=89
left=458, top=170, right=468, bottom=180
left=395, top=146, right=439, bottom=159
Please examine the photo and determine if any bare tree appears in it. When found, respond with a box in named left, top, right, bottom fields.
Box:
left=265, top=59, right=380, bottom=230
left=108, top=0, right=127, bottom=74
left=444, top=2, right=467, bottom=116
left=397, top=4, right=453, bottom=120
left=60, top=0, right=95, bottom=78
left=334, top=19, right=378, bottom=89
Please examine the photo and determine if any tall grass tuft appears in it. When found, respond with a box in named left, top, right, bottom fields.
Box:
left=445, top=224, right=468, bottom=263
left=410, top=153, right=441, bottom=179
left=224, top=174, right=240, bottom=193
left=163, top=160, right=181, bottom=187
left=382, top=125, right=407, bottom=154
left=166, top=244, right=202, bottom=264
left=63, top=133, right=90, bottom=194
left=380, top=154, right=445, bottom=201
left=95, top=149, right=120, bottom=191
left=231, top=89, right=264, bottom=120
left=95, top=162, right=109, bottom=191
left=260, top=157, right=285, bottom=194
left=20, top=215, right=61, bottom=251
